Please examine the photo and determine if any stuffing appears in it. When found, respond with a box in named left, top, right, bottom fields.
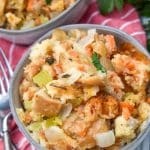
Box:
left=105, top=71, right=125, bottom=100
left=26, top=0, right=45, bottom=12
left=42, top=64, right=56, bottom=78
left=63, top=97, right=102, bottom=138
left=115, top=116, right=139, bottom=141
left=19, top=79, right=33, bottom=95
left=112, top=54, right=150, bottom=91
left=29, top=39, right=54, bottom=62
left=79, top=74, right=105, bottom=86
left=5, top=12, right=21, bottom=29
left=24, top=58, right=45, bottom=80
left=64, top=0, right=75, bottom=8
left=78, top=119, right=110, bottom=149
left=22, top=86, right=38, bottom=101
left=0, top=0, right=6, bottom=16
left=100, top=95, right=119, bottom=119
left=18, top=29, right=150, bottom=149
left=6, top=0, right=25, bottom=11
left=104, top=35, right=117, bottom=57
left=46, top=81, right=83, bottom=103
left=83, top=86, right=99, bottom=101
left=63, top=111, right=92, bottom=139
left=32, top=90, right=62, bottom=117
left=138, top=102, right=150, bottom=121
left=52, top=29, right=68, bottom=41
left=88, top=119, right=110, bottom=136
left=84, top=97, right=102, bottom=122
left=92, top=40, right=107, bottom=57
left=0, top=0, right=75, bottom=29
left=44, top=126, right=78, bottom=149
left=124, top=92, right=142, bottom=106
left=50, top=0, right=65, bottom=12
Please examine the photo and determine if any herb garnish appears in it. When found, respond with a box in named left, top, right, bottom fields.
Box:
left=92, top=52, right=106, bottom=73
left=45, top=0, right=52, bottom=5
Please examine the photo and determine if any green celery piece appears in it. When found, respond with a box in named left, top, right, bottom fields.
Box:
left=33, top=70, right=52, bottom=87
left=27, top=122, right=42, bottom=132
left=24, top=100, right=32, bottom=110
left=43, top=117, right=62, bottom=128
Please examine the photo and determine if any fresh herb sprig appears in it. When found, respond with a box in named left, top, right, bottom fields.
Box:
left=92, top=52, right=106, bottom=73
left=97, top=0, right=150, bottom=52
left=97, top=0, right=124, bottom=15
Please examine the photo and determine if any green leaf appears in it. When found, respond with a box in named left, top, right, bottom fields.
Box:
left=115, top=0, right=124, bottom=10
left=97, top=0, right=114, bottom=15
left=92, top=52, right=106, bottom=73
left=128, top=0, right=136, bottom=4
left=45, top=0, right=52, bottom=5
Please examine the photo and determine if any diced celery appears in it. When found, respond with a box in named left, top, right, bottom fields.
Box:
left=43, top=116, right=62, bottom=129
left=24, top=100, right=32, bottom=110
left=33, top=70, right=52, bottom=87
left=16, top=108, right=25, bottom=123
left=27, top=122, right=42, bottom=132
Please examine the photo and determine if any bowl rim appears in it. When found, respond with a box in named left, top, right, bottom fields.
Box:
left=0, top=0, right=81, bottom=35
left=10, top=24, right=150, bottom=150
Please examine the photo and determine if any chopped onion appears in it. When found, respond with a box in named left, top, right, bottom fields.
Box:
left=100, top=57, right=114, bottom=71
left=94, top=130, right=115, bottom=148
left=59, top=103, right=72, bottom=119
left=44, top=126, right=78, bottom=148
left=53, top=42, right=66, bottom=63
left=60, top=68, right=82, bottom=85
left=29, top=39, right=53, bottom=61
left=44, top=126, right=64, bottom=142
left=78, top=29, right=96, bottom=48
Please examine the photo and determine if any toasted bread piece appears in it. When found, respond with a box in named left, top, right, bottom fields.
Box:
left=32, top=90, right=62, bottom=117
left=0, top=0, right=6, bottom=16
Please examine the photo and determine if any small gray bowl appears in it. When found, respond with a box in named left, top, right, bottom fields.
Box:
left=10, top=24, right=150, bottom=150
left=0, top=0, right=89, bottom=45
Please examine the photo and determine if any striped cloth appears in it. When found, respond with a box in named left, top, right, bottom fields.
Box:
left=0, top=0, right=148, bottom=149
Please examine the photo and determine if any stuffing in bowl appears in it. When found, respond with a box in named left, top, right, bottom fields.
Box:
left=0, top=0, right=76, bottom=30
left=17, top=28, right=150, bottom=150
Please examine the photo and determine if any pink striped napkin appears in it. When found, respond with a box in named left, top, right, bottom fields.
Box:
left=0, top=0, right=147, bottom=149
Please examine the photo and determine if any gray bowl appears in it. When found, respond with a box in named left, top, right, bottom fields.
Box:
left=10, top=24, right=150, bottom=150
left=0, top=0, right=89, bottom=45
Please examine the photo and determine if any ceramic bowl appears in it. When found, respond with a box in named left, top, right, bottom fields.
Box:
left=0, top=0, right=89, bottom=45
left=10, top=24, right=150, bottom=150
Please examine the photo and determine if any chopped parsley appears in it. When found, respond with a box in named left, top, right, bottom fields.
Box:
left=92, top=52, right=106, bottom=73
left=45, top=0, right=52, bottom=5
